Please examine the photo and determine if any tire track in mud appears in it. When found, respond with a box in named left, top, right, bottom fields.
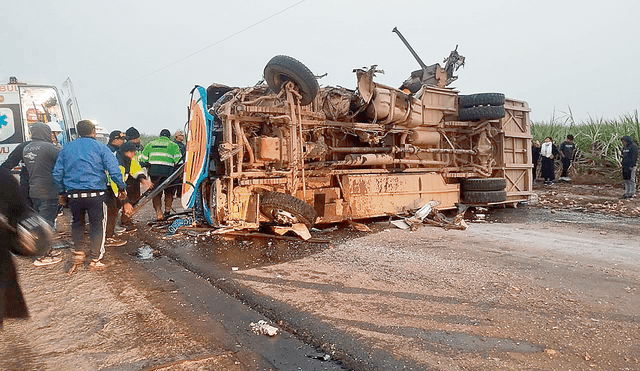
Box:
left=130, top=227, right=429, bottom=371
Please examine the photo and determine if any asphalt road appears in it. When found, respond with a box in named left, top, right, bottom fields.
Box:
left=5, top=205, right=637, bottom=370
left=130, top=206, right=640, bottom=370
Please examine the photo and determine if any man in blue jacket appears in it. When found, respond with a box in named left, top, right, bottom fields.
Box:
left=53, top=120, right=127, bottom=269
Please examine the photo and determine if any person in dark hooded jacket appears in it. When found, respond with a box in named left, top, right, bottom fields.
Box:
left=22, top=123, right=62, bottom=266
left=22, top=123, right=60, bottom=226
left=621, top=135, right=638, bottom=198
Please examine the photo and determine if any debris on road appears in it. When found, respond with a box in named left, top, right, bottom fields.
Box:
left=271, top=223, right=312, bottom=240
left=390, top=200, right=468, bottom=230
left=424, top=212, right=468, bottom=230
left=347, top=221, right=372, bottom=232
left=407, top=200, right=440, bottom=223
left=308, top=353, right=332, bottom=361
left=250, top=320, right=279, bottom=337
left=390, top=219, right=411, bottom=230
left=535, top=182, right=640, bottom=217
left=167, top=216, right=194, bottom=235
left=544, top=348, right=558, bottom=357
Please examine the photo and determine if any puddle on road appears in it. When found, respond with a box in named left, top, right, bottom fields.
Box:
left=177, top=224, right=367, bottom=271
left=189, top=235, right=328, bottom=270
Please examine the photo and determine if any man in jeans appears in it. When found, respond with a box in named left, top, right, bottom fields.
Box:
left=53, top=120, right=127, bottom=269
left=558, top=134, right=575, bottom=180
left=621, top=136, right=638, bottom=199
left=22, top=122, right=61, bottom=266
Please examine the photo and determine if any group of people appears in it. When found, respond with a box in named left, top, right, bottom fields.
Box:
left=103, top=127, right=185, bottom=247
left=531, top=134, right=575, bottom=185
left=1, top=121, right=186, bottom=326
left=0, top=121, right=186, bottom=270
left=531, top=134, right=638, bottom=198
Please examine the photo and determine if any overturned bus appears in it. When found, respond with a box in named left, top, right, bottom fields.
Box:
left=181, top=31, right=532, bottom=229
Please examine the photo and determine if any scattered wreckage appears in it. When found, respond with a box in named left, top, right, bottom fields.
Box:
left=163, top=28, right=533, bottom=236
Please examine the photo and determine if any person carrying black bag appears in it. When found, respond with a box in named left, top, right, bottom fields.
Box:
left=0, top=167, right=53, bottom=327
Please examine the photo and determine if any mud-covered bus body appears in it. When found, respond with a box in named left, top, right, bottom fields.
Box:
left=183, top=51, right=532, bottom=229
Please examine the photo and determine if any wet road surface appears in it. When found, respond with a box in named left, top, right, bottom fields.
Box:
left=124, top=206, right=640, bottom=370
left=122, top=239, right=350, bottom=371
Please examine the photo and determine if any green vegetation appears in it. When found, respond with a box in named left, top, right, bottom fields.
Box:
left=531, top=110, right=640, bottom=180
left=139, top=133, right=157, bottom=148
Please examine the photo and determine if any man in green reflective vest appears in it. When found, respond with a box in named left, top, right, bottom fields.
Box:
left=138, top=129, right=182, bottom=220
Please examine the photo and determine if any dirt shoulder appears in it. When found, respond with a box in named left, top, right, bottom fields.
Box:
left=0, top=212, right=261, bottom=371
left=533, top=180, right=640, bottom=217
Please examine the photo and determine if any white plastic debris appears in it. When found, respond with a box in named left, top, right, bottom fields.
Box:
left=250, top=320, right=279, bottom=336
left=390, top=219, right=410, bottom=229
left=413, top=200, right=440, bottom=221
left=271, top=223, right=311, bottom=240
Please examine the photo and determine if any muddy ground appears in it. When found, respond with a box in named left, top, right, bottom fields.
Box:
left=534, top=179, right=640, bottom=217
left=1, top=180, right=639, bottom=370
left=0, top=225, right=261, bottom=370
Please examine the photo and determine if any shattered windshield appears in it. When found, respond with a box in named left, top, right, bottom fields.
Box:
left=20, top=86, right=65, bottom=139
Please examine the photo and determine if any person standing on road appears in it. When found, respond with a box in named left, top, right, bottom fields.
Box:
left=173, top=130, right=186, bottom=158
left=22, top=123, right=63, bottom=266
left=559, top=134, right=576, bottom=179
left=124, top=127, right=144, bottom=203
left=139, top=129, right=182, bottom=220
left=52, top=120, right=127, bottom=269
left=105, top=131, right=132, bottom=245
left=22, top=123, right=60, bottom=227
left=531, top=139, right=541, bottom=181
left=0, top=167, right=37, bottom=327
left=620, top=135, right=638, bottom=199
left=540, top=136, right=558, bottom=185
left=125, top=127, right=143, bottom=152
left=107, top=130, right=125, bottom=155
left=105, top=141, right=152, bottom=246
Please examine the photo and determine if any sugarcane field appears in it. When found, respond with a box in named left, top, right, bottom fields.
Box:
left=2, top=3, right=639, bottom=371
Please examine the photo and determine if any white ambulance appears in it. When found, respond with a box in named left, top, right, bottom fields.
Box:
left=0, top=77, right=82, bottom=163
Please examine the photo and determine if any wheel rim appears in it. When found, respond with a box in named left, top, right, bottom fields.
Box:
left=270, top=209, right=298, bottom=225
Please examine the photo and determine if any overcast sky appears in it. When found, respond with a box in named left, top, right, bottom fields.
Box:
left=2, top=0, right=639, bottom=135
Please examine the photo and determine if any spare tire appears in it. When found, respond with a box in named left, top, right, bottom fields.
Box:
left=458, top=93, right=505, bottom=109
left=461, top=190, right=507, bottom=204
left=458, top=105, right=506, bottom=121
left=264, top=55, right=319, bottom=106
left=461, top=178, right=507, bottom=192
left=260, top=191, right=318, bottom=228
